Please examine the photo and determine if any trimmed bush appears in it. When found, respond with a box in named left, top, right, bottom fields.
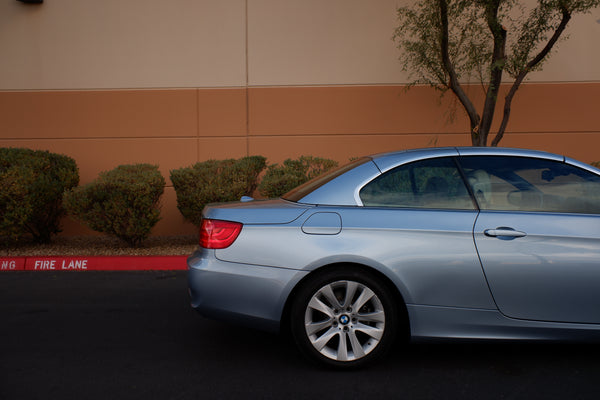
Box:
left=0, top=148, right=79, bottom=244
left=258, top=156, right=338, bottom=198
left=64, top=164, right=165, bottom=247
left=0, top=166, right=34, bottom=243
left=170, top=156, right=267, bottom=226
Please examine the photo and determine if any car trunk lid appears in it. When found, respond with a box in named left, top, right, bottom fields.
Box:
left=202, top=198, right=311, bottom=225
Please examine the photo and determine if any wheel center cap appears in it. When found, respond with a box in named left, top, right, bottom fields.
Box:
left=339, top=314, right=350, bottom=325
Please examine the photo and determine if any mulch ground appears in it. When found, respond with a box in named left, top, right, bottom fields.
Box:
left=1, top=235, right=198, bottom=257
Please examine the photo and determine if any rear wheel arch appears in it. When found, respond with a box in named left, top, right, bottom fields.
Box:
left=281, top=263, right=410, bottom=366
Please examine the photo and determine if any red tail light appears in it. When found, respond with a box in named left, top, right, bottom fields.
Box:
left=200, top=219, right=243, bottom=249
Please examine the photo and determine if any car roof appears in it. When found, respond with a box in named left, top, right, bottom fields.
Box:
left=369, top=147, right=564, bottom=173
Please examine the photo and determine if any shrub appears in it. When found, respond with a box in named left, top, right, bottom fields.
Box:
left=0, top=148, right=79, bottom=244
left=64, top=164, right=165, bottom=247
left=0, top=166, right=35, bottom=243
left=592, top=161, right=600, bottom=168
left=258, top=156, right=338, bottom=198
left=170, top=156, right=267, bottom=226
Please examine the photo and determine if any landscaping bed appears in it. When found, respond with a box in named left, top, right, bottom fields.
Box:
left=1, top=235, right=198, bottom=257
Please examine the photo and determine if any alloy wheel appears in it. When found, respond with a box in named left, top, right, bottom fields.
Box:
left=304, top=280, right=386, bottom=362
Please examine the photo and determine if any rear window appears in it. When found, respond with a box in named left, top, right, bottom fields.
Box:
left=359, top=156, right=475, bottom=210
left=282, top=157, right=371, bottom=202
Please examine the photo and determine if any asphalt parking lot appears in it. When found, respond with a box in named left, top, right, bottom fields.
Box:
left=1, top=271, right=599, bottom=400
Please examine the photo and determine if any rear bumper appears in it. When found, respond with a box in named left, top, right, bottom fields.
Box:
left=187, top=249, right=308, bottom=332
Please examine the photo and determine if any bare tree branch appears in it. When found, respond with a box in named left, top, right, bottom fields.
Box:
left=395, top=0, right=599, bottom=147
left=492, top=6, right=572, bottom=146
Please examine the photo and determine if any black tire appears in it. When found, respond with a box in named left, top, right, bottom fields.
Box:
left=290, top=266, right=400, bottom=368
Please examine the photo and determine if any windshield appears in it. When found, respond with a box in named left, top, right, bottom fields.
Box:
left=282, top=157, right=371, bottom=202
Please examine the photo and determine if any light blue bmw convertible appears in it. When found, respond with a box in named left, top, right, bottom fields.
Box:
left=188, top=147, right=600, bottom=367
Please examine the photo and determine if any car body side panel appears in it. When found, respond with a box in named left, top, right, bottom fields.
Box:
left=338, top=207, right=495, bottom=309
left=408, top=304, right=600, bottom=341
left=216, top=207, right=495, bottom=310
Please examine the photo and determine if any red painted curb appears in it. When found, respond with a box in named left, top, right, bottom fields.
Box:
left=0, top=257, right=26, bottom=271
left=0, top=256, right=188, bottom=271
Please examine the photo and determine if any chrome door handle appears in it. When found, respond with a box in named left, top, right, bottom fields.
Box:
left=484, top=228, right=527, bottom=238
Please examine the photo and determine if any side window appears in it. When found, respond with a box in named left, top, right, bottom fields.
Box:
left=359, top=157, right=475, bottom=210
left=458, top=156, right=600, bottom=214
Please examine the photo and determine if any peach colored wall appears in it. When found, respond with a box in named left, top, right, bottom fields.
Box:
left=246, top=83, right=600, bottom=163
left=1, top=83, right=599, bottom=236
left=3, top=84, right=598, bottom=169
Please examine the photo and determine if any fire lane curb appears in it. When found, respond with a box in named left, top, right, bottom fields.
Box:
left=0, top=255, right=188, bottom=271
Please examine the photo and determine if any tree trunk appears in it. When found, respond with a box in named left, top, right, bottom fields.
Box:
left=475, top=0, right=506, bottom=147
left=439, top=0, right=481, bottom=145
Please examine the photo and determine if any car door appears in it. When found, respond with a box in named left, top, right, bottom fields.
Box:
left=459, top=156, right=600, bottom=324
